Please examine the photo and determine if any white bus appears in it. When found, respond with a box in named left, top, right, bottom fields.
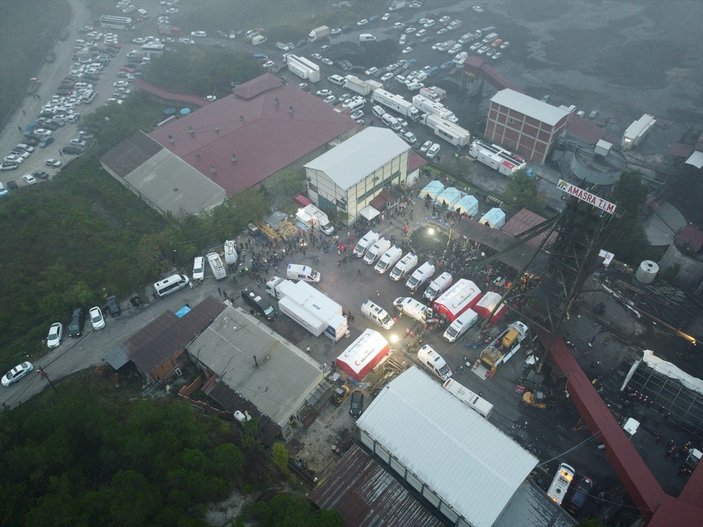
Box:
left=442, top=378, right=493, bottom=418
left=153, top=273, right=190, bottom=297
left=99, top=15, right=135, bottom=31
left=546, top=463, right=575, bottom=505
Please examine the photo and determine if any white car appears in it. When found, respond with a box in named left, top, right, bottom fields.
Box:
left=427, top=143, right=440, bottom=159
left=204, top=95, right=217, bottom=101
left=33, top=128, right=52, bottom=138
left=357, top=18, right=368, bottom=26
left=350, top=109, right=364, bottom=120
left=403, top=131, right=417, bottom=144
left=22, top=174, right=37, bottom=185
left=316, top=89, right=332, bottom=97
left=312, top=53, right=323, bottom=60
left=47, top=322, right=63, bottom=349
left=321, top=58, right=334, bottom=65
left=2, top=362, right=33, bottom=387
left=380, top=72, right=393, bottom=81
left=381, top=12, right=390, bottom=21
left=404, top=26, right=417, bottom=34
left=393, top=22, right=405, bottom=29
left=191, top=31, right=207, bottom=38
left=89, top=306, right=106, bottom=330
left=323, top=94, right=336, bottom=104
left=401, top=46, right=413, bottom=54
left=365, top=66, right=378, bottom=76
left=420, top=140, right=432, bottom=153
left=330, top=28, right=342, bottom=35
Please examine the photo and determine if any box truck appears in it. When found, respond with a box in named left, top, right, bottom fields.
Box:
left=207, top=252, right=227, bottom=280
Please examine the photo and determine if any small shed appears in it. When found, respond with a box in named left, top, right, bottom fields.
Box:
left=479, top=207, right=506, bottom=229
left=435, top=187, right=463, bottom=208
left=455, top=194, right=479, bottom=217
left=418, top=180, right=445, bottom=200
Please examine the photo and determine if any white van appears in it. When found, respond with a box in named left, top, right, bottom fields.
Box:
left=423, top=271, right=452, bottom=301
left=328, top=74, right=345, bottom=86
left=359, top=33, right=376, bottom=42
left=547, top=463, right=575, bottom=505
left=364, top=237, right=391, bottom=265
left=381, top=113, right=401, bottom=131
left=374, top=246, right=403, bottom=274
left=405, top=261, right=435, bottom=292
left=192, top=256, right=205, bottom=282
left=393, top=296, right=433, bottom=324
left=346, top=98, right=365, bottom=112
left=443, top=308, right=479, bottom=342
left=153, top=273, right=190, bottom=298
left=354, top=230, right=380, bottom=258
left=417, top=344, right=452, bottom=381
left=361, top=299, right=395, bottom=330
left=372, top=105, right=386, bottom=118
left=287, top=263, right=321, bottom=282
left=389, top=252, right=418, bottom=281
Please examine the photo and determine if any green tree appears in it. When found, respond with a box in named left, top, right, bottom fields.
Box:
left=272, top=442, right=290, bottom=475
left=503, top=169, right=546, bottom=214
left=244, top=493, right=344, bottom=527
left=212, top=443, right=244, bottom=481
left=603, top=170, right=650, bottom=264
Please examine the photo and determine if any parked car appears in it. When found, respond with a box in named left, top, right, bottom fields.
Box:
left=420, top=140, right=432, bottom=153
left=350, top=109, right=364, bottom=120
left=47, top=322, right=63, bottom=349
left=191, top=30, right=207, bottom=38
left=427, top=143, right=440, bottom=159
left=106, top=295, right=121, bottom=317
left=68, top=307, right=85, bottom=337
left=0, top=161, right=19, bottom=171
left=349, top=390, right=364, bottom=417
left=45, top=158, right=62, bottom=167
left=565, top=475, right=594, bottom=515
left=89, top=306, right=106, bottom=330
left=2, top=362, right=33, bottom=387
left=61, top=146, right=83, bottom=155
left=22, top=174, right=37, bottom=185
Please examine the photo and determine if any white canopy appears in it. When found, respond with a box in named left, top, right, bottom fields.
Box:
left=435, top=187, right=463, bottom=208
left=479, top=208, right=506, bottom=229
left=359, top=205, right=380, bottom=221
left=419, top=180, right=445, bottom=199
left=455, top=194, right=479, bottom=217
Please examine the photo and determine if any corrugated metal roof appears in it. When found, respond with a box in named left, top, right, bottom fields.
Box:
left=305, top=127, right=410, bottom=190
left=186, top=306, right=324, bottom=427
left=309, top=445, right=445, bottom=527
left=491, top=89, right=569, bottom=126
left=356, top=367, right=537, bottom=527
left=493, top=480, right=576, bottom=527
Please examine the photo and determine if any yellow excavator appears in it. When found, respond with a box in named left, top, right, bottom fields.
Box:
left=521, top=387, right=550, bottom=409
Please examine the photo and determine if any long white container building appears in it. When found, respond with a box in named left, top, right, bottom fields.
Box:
left=469, top=139, right=527, bottom=176
left=286, top=55, right=320, bottom=82
left=423, top=114, right=471, bottom=147
left=275, top=279, right=347, bottom=341
left=412, top=94, right=456, bottom=121
left=621, top=113, right=656, bottom=150
left=372, top=89, right=420, bottom=120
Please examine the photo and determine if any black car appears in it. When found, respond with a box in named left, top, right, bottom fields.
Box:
left=241, top=288, right=276, bottom=320
left=24, top=137, right=39, bottom=146
left=349, top=390, right=364, bottom=418
left=32, top=171, right=50, bottom=180
left=105, top=295, right=121, bottom=317
left=565, top=475, right=593, bottom=515
left=68, top=307, right=85, bottom=337
left=6, top=180, right=18, bottom=190
left=61, top=146, right=83, bottom=155
left=39, top=137, right=54, bottom=148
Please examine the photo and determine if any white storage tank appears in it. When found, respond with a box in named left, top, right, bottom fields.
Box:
left=635, top=260, right=659, bottom=284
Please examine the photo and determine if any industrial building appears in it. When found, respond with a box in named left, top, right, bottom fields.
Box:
left=304, top=127, right=417, bottom=224
left=485, top=89, right=570, bottom=164
left=101, top=74, right=357, bottom=216
left=355, top=367, right=538, bottom=527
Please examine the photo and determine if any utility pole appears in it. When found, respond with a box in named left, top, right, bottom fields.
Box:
left=38, top=367, right=58, bottom=394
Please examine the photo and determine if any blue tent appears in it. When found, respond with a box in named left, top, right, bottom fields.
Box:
left=435, top=187, right=463, bottom=208
left=479, top=207, right=506, bottom=229
left=418, top=180, right=444, bottom=200
left=455, top=194, right=479, bottom=217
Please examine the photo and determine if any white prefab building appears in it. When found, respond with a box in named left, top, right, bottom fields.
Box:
left=469, top=139, right=527, bottom=176
left=356, top=367, right=537, bottom=527
left=286, top=55, right=321, bottom=82
left=304, top=127, right=413, bottom=224
left=621, top=113, right=656, bottom=150
left=423, top=114, right=471, bottom=146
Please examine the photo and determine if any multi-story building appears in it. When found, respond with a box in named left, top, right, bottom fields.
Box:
left=485, top=89, right=570, bottom=164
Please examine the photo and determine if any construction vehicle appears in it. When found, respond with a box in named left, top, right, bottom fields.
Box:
left=331, top=384, right=350, bottom=406
left=256, top=221, right=282, bottom=242
left=521, top=387, right=551, bottom=409
left=472, top=321, right=528, bottom=379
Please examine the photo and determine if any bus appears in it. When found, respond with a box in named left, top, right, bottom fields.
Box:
left=546, top=463, right=575, bottom=505
left=153, top=273, right=190, bottom=298
left=99, top=15, right=135, bottom=31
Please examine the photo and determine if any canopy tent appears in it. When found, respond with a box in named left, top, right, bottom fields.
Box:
left=359, top=205, right=381, bottom=221
left=418, top=180, right=445, bottom=200
left=455, top=194, right=479, bottom=217
left=435, top=187, right=463, bottom=208
left=479, top=208, right=506, bottom=229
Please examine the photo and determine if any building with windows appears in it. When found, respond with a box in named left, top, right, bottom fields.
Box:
left=304, top=127, right=415, bottom=224
left=485, top=89, right=570, bottom=164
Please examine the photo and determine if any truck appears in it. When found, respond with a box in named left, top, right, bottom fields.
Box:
left=468, top=140, right=527, bottom=176
left=393, top=297, right=434, bottom=325
left=308, top=25, right=330, bottom=42
left=252, top=34, right=267, bottom=46
left=390, top=252, right=419, bottom=281
left=207, top=252, right=227, bottom=280
left=296, top=204, right=334, bottom=235
left=419, top=86, right=446, bottom=102
left=364, top=237, right=392, bottom=265
left=344, top=75, right=382, bottom=96
left=423, top=271, right=453, bottom=302
left=420, top=113, right=471, bottom=147
left=405, top=261, right=435, bottom=292
left=354, top=230, right=380, bottom=258
left=412, top=94, right=456, bottom=121
left=265, top=277, right=348, bottom=341
left=286, top=55, right=321, bottom=83
left=372, top=88, right=420, bottom=120
left=472, top=321, right=529, bottom=379
left=432, top=279, right=482, bottom=323
left=374, top=246, right=403, bottom=274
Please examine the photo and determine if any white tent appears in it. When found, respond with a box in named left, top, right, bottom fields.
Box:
left=359, top=205, right=380, bottom=221
left=418, top=180, right=445, bottom=200
left=435, top=187, right=463, bottom=208
left=455, top=194, right=479, bottom=217
left=479, top=208, right=506, bottom=229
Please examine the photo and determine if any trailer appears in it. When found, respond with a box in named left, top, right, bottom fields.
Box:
left=432, top=279, right=481, bottom=322
left=621, top=113, right=656, bottom=150
left=286, top=55, right=320, bottom=83
left=468, top=139, right=527, bottom=176
left=419, top=86, right=446, bottom=102
left=343, top=75, right=381, bottom=96
left=372, top=89, right=420, bottom=120
left=308, top=25, right=330, bottom=42
left=266, top=277, right=348, bottom=341
left=207, top=252, right=227, bottom=280
left=443, top=378, right=493, bottom=418
left=336, top=329, right=390, bottom=380
left=421, top=113, right=471, bottom=146
left=412, top=94, right=456, bottom=121
left=472, top=321, right=529, bottom=379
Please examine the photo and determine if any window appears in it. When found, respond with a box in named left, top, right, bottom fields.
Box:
left=308, top=182, right=318, bottom=193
